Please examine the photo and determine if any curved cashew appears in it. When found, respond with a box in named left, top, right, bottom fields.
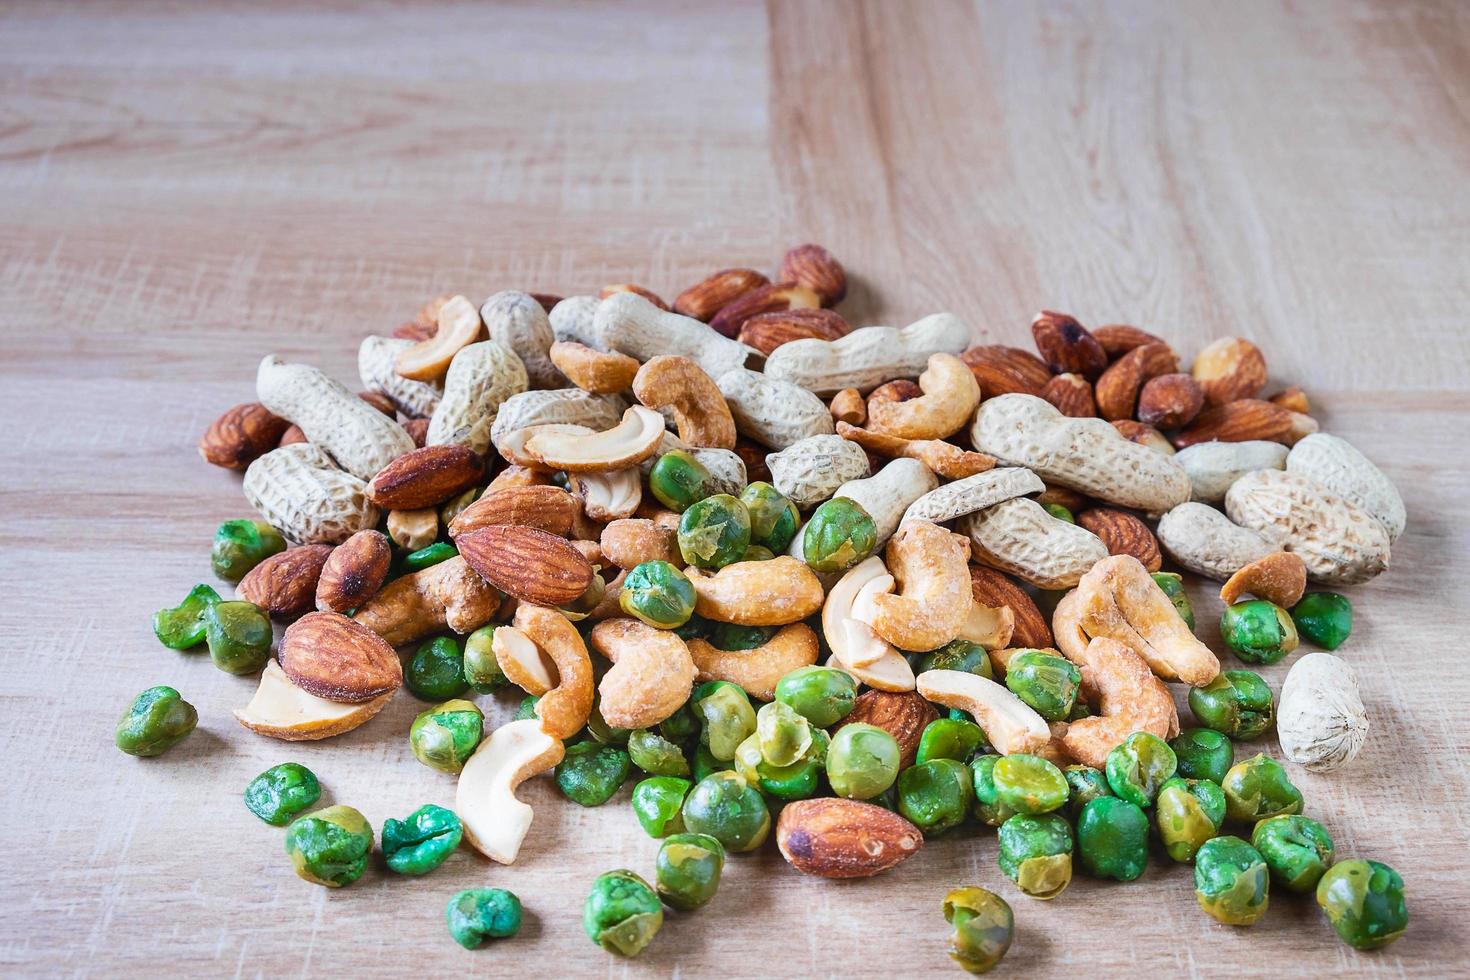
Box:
left=1220, top=551, right=1307, bottom=608
left=549, top=341, right=639, bottom=394
left=686, top=556, right=825, bottom=626
left=600, top=519, right=682, bottom=569
left=1059, top=637, right=1178, bottom=769
left=862, top=521, right=971, bottom=652
left=901, top=467, right=1044, bottom=525
left=867, top=353, right=980, bottom=441
left=821, top=557, right=915, bottom=692
left=492, top=625, right=557, bottom=696
left=235, top=661, right=394, bottom=741
left=915, top=669, right=1050, bottom=755
left=352, top=556, right=499, bottom=646
left=523, top=406, right=666, bottom=473
left=512, top=604, right=594, bottom=740
left=481, top=290, right=564, bottom=389
left=568, top=468, right=642, bottom=521
left=588, top=618, right=698, bottom=729
left=489, top=389, right=627, bottom=456
left=632, top=355, right=737, bottom=449
left=1071, top=555, right=1219, bottom=686
left=500, top=423, right=589, bottom=469
left=957, top=601, right=1015, bottom=650
left=456, top=718, right=566, bottom=864
left=396, top=295, right=485, bottom=382
left=837, top=421, right=995, bottom=481
left=687, top=623, right=819, bottom=701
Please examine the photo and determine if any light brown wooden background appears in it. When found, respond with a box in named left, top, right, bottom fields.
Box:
left=2, top=1, right=1468, bottom=976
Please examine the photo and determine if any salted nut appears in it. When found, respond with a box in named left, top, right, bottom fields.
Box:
left=351, top=555, right=499, bottom=646
left=492, top=624, right=557, bottom=696
left=522, top=405, right=666, bottom=472
left=395, top=294, right=483, bottom=382
left=687, top=623, right=820, bottom=701
left=456, top=718, right=566, bottom=865
left=1220, top=551, right=1307, bottom=608
left=915, top=669, right=1049, bottom=756
left=234, top=661, right=394, bottom=741
left=860, top=520, right=971, bottom=652
left=836, top=422, right=995, bottom=481
left=866, top=353, right=980, bottom=441
left=548, top=340, right=640, bottom=394
left=1057, top=633, right=1178, bottom=769
left=821, top=557, right=915, bottom=692
left=686, top=556, right=825, bottom=626
left=633, top=355, right=738, bottom=449
left=568, top=468, right=642, bottom=521
left=589, top=618, right=697, bottom=729
left=512, top=604, right=594, bottom=740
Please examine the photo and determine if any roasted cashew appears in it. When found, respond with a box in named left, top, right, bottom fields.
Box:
left=456, top=718, right=565, bottom=864
left=396, top=295, right=485, bottom=382
left=1220, top=551, right=1307, bottom=608
left=866, top=353, right=980, bottom=441
left=600, top=519, right=682, bottom=569
left=915, top=669, right=1050, bottom=756
left=687, top=623, right=819, bottom=701
left=837, top=421, right=995, bottom=481
left=522, top=406, right=666, bottom=472
left=548, top=341, right=639, bottom=394
left=492, top=625, right=557, bottom=695
left=686, top=556, right=825, bottom=626
left=352, top=556, right=499, bottom=645
left=861, top=521, right=971, bottom=652
left=1070, top=555, right=1219, bottom=686
left=633, top=355, right=737, bottom=449
left=957, top=601, right=1015, bottom=650
left=568, top=468, right=642, bottom=521
left=1058, top=636, right=1178, bottom=769
left=588, top=618, right=698, bottom=729
left=512, top=604, right=594, bottom=740
left=821, top=557, right=915, bottom=692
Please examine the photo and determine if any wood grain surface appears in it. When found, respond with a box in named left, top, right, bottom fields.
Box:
left=3, top=1, right=1468, bottom=976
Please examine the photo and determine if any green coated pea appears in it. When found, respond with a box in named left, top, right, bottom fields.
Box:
left=446, top=888, right=521, bottom=948
left=1003, top=649, right=1081, bottom=722
left=655, top=832, right=725, bottom=911
left=284, top=805, right=373, bottom=888
left=800, top=497, right=878, bottom=573
left=202, top=600, right=273, bottom=675
left=1152, top=571, right=1195, bottom=630
left=627, top=729, right=690, bottom=776
left=382, top=804, right=462, bottom=875
left=998, top=812, right=1074, bottom=899
left=1155, top=777, right=1226, bottom=863
left=1221, top=753, right=1303, bottom=823
left=673, top=613, right=711, bottom=642
left=152, top=584, right=221, bottom=649
left=916, top=718, right=986, bottom=765
left=405, top=636, right=468, bottom=701
left=1188, top=669, right=1275, bottom=740
left=619, top=560, right=697, bottom=629
left=409, top=699, right=484, bottom=774
left=584, top=870, right=663, bottom=957
left=914, top=639, right=994, bottom=679
left=400, top=541, right=457, bottom=574
left=1291, top=592, right=1352, bottom=650
left=993, top=754, right=1069, bottom=815
left=658, top=701, right=701, bottom=744
left=1194, top=835, right=1269, bottom=925
left=677, top=494, right=751, bottom=569
left=649, top=450, right=711, bottom=512
left=211, top=520, right=286, bottom=582
left=740, top=544, right=775, bottom=562
left=943, top=887, right=1013, bottom=974
left=1042, top=503, right=1074, bottom=523
left=1220, top=600, right=1299, bottom=665
left=514, top=694, right=540, bottom=721
left=1077, top=796, right=1149, bottom=881
left=462, top=625, right=507, bottom=693
left=753, top=753, right=821, bottom=801
left=1316, top=859, right=1407, bottom=950
left=584, top=694, right=632, bottom=747
left=1252, top=815, right=1334, bottom=893
left=1062, top=764, right=1112, bottom=820
left=704, top=622, right=775, bottom=651
left=438, top=485, right=482, bottom=529
left=1169, top=727, right=1234, bottom=784
left=244, top=762, right=320, bottom=826
left=556, top=741, right=632, bottom=807
left=691, top=743, right=732, bottom=783
left=630, top=776, right=690, bottom=838
left=1105, top=731, right=1177, bottom=807
left=827, top=723, right=901, bottom=800
left=774, top=665, right=858, bottom=728
left=897, top=758, right=975, bottom=835
left=694, top=681, right=756, bottom=762
left=739, top=481, right=800, bottom=552
left=681, top=771, right=770, bottom=852
left=115, top=685, right=197, bottom=757
left=971, top=755, right=1016, bottom=827
left=755, top=700, right=813, bottom=767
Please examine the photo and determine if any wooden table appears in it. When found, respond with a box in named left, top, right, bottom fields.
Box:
left=3, top=1, right=1467, bottom=975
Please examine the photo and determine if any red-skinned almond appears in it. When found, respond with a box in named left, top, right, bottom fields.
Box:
left=778, top=243, right=847, bottom=306
left=316, top=530, right=392, bottom=613
left=777, top=798, right=923, bottom=878
left=279, top=611, right=403, bottom=703
left=673, top=268, right=770, bottom=322
left=238, top=545, right=334, bottom=618
left=456, top=525, right=594, bottom=606
left=367, top=444, right=483, bottom=510
left=448, top=485, right=578, bottom=538
left=199, top=402, right=290, bottom=470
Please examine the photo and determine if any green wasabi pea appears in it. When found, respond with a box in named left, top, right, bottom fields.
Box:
left=1188, top=669, right=1275, bottom=740
left=211, top=520, right=286, bottom=582
left=1291, top=592, right=1352, bottom=650
left=381, top=804, right=462, bottom=876
left=1003, top=649, right=1081, bottom=722
left=1169, top=728, right=1234, bottom=784
left=244, top=763, right=320, bottom=826
left=1042, top=503, right=1075, bottom=523
left=827, top=723, right=901, bottom=800
left=1194, top=835, right=1269, bottom=925
left=897, top=758, right=974, bottom=836
left=943, top=887, right=1013, bottom=974
left=619, top=560, right=697, bottom=629
left=400, top=541, right=457, bottom=574
left=800, top=497, right=877, bottom=573
left=405, top=636, right=468, bottom=701
left=774, top=665, right=858, bottom=728
left=627, top=729, right=690, bottom=777
left=691, top=743, right=732, bottom=783
left=992, top=754, right=1069, bottom=815
left=914, top=639, right=994, bottom=679
left=739, top=481, right=800, bottom=552
left=115, top=685, right=197, bottom=757
left=630, top=776, right=690, bottom=838
left=649, top=450, right=711, bottom=512
left=1252, top=815, right=1334, bottom=893
left=584, top=694, right=631, bottom=746
left=514, top=694, right=540, bottom=721
left=1221, top=754, right=1303, bottom=823
left=658, top=701, right=701, bottom=744
left=655, top=832, right=725, bottom=911
left=998, top=812, right=1073, bottom=899
left=704, top=622, right=775, bottom=651
left=1151, top=571, right=1195, bottom=630
left=284, top=805, right=373, bottom=887
left=584, top=870, right=663, bottom=957
left=462, top=625, right=507, bottom=693
left=677, top=494, right=751, bottom=569
left=755, top=700, right=813, bottom=768
left=1155, top=776, right=1226, bottom=863
left=740, top=544, right=775, bottom=562
left=681, top=771, right=770, bottom=852
left=1316, top=859, right=1407, bottom=950
left=693, top=681, right=756, bottom=762
left=438, top=485, right=482, bottom=529
left=1062, top=764, right=1112, bottom=820
left=1220, top=599, right=1299, bottom=665
left=733, top=732, right=822, bottom=801
left=556, top=741, right=632, bottom=807
left=203, top=600, right=273, bottom=675
left=409, top=699, right=484, bottom=774
left=446, top=888, right=521, bottom=948
left=970, top=754, right=1016, bottom=827
left=1104, top=731, right=1177, bottom=808
left=152, top=584, right=221, bottom=649
left=1077, top=796, right=1149, bottom=881
left=915, top=718, right=986, bottom=765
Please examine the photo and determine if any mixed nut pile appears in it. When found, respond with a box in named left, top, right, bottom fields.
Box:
left=121, top=243, right=1411, bottom=966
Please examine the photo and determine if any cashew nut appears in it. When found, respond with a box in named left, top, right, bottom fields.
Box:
left=234, top=661, right=394, bottom=741
left=957, top=601, right=1015, bottom=650
left=426, top=340, right=530, bottom=456
left=632, top=355, right=737, bottom=449
left=716, top=368, right=835, bottom=450
left=1067, top=555, right=1219, bottom=686
left=481, top=290, right=564, bottom=389
left=455, top=718, right=566, bottom=864
left=492, top=625, right=557, bottom=696
left=830, top=388, right=866, bottom=425
left=396, top=295, right=485, bottom=382
left=767, top=434, right=871, bottom=508
left=596, top=291, right=756, bottom=380
left=568, top=468, right=642, bottom=521
left=687, top=623, right=819, bottom=701
left=837, top=421, right=995, bottom=481
left=549, top=341, right=639, bottom=394
left=358, top=336, right=443, bottom=418
left=600, top=519, right=682, bottom=569
left=866, top=353, right=980, bottom=441
left=1056, top=635, right=1178, bottom=769
left=901, top=467, right=1044, bottom=525
left=489, top=389, right=627, bottom=456
left=1220, top=551, right=1307, bottom=608
left=511, top=604, right=594, bottom=740
left=860, top=521, right=971, bottom=652
left=522, top=405, right=666, bottom=473
left=588, top=618, right=698, bottom=729
left=763, top=312, right=971, bottom=395
left=915, top=670, right=1050, bottom=755
left=821, top=557, right=915, bottom=692
left=686, top=556, right=825, bottom=626
left=1156, top=501, right=1276, bottom=581
left=352, top=556, right=499, bottom=645
left=961, top=497, right=1108, bottom=590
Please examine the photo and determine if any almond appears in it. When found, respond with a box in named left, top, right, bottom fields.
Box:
left=1031, top=311, right=1108, bottom=379
left=738, top=308, right=850, bottom=356
left=600, top=283, right=669, bottom=310
left=836, top=690, right=937, bottom=769
left=1136, top=372, right=1204, bottom=428
left=778, top=243, right=847, bottom=306
left=278, top=424, right=307, bottom=447
left=392, top=320, right=435, bottom=342
left=1269, top=386, right=1310, bottom=415
left=1093, top=324, right=1168, bottom=358
left=402, top=417, right=430, bottom=447
left=456, top=525, right=594, bottom=606
left=531, top=293, right=562, bottom=313
left=959, top=345, right=1052, bottom=397
left=734, top=438, right=771, bottom=485
left=1192, top=337, right=1267, bottom=406
left=1094, top=342, right=1179, bottom=420
left=1041, top=373, right=1096, bottom=418
left=968, top=565, right=1053, bottom=649
left=776, top=798, right=923, bottom=879
left=1076, top=509, right=1162, bottom=571
left=316, top=530, right=391, bottom=613
left=279, top=611, right=402, bottom=703
left=1172, top=398, right=1294, bottom=449
left=1110, top=419, right=1176, bottom=455
left=709, top=281, right=822, bottom=339
left=237, top=545, right=334, bottom=617
left=199, top=402, right=290, bottom=470
left=366, top=444, right=483, bottom=510
left=673, top=268, right=770, bottom=322
left=358, top=390, right=397, bottom=417
left=449, top=485, right=578, bottom=538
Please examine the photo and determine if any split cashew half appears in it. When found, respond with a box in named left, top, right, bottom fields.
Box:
left=837, top=421, right=995, bottom=481
left=512, top=604, right=595, bottom=740
left=1068, top=555, right=1219, bottom=686
left=915, top=669, right=1050, bottom=756
left=456, top=718, right=566, bottom=864
left=589, top=618, right=698, bottom=729
left=633, top=356, right=737, bottom=449
left=492, top=625, right=557, bottom=696
left=396, top=295, right=485, bottom=382
left=687, top=623, right=819, bottom=701
left=549, top=341, right=639, bottom=394
left=686, top=556, right=825, bottom=626
left=1057, top=636, right=1178, bottom=769
left=569, top=468, right=642, bottom=521
left=866, top=353, right=980, bottom=441
left=821, top=557, right=916, bottom=692
left=522, top=406, right=666, bottom=472
left=862, top=521, right=971, bottom=652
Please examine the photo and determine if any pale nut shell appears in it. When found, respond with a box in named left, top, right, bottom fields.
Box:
left=866, top=353, right=980, bottom=441
left=588, top=618, right=698, bottom=729
left=489, top=388, right=627, bottom=456
left=522, top=405, right=666, bottom=473
left=456, top=718, right=565, bottom=864
left=915, top=669, right=1050, bottom=756
left=685, top=556, right=825, bottom=626
left=1286, top=432, right=1405, bottom=542
left=426, top=340, right=529, bottom=456
left=833, top=458, right=939, bottom=547
left=1225, top=469, right=1391, bottom=585
left=243, top=443, right=381, bottom=545
left=481, top=290, right=565, bottom=389
left=548, top=295, right=603, bottom=349
left=595, top=291, right=756, bottom=380
left=1057, top=634, right=1178, bottom=769
left=687, top=623, right=820, bottom=701
left=234, top=661, right=394, bottom=741
left=548, top=341, right=639, bottom=394
left=862, top=520, right=972, bottom=652
left=1219, top=551, right=1307, bottom=608
left=632, top=355, right=737, bottom=449
left=1175, top=440, right=1288, bottom=505
left=1156, top=501, right=1276, bottom=581
left=512, top=604, right=595, bottom=741
left=358, top=335, right=443, bottom=418
left=1071, top=555, right=1220, bottom=687
left=767, top=434, right=871, bottom=508
left=961, top=497, right=1108, bottom=590
left=900, top=466, right=1044, bottom=526
left=763, top=312, right=972, bottom=396
left=1277, top=652, right=1369, bottom=773
left=493, top=625, right=558, bottom=696
left=717, top=368, right=835, bottom=450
